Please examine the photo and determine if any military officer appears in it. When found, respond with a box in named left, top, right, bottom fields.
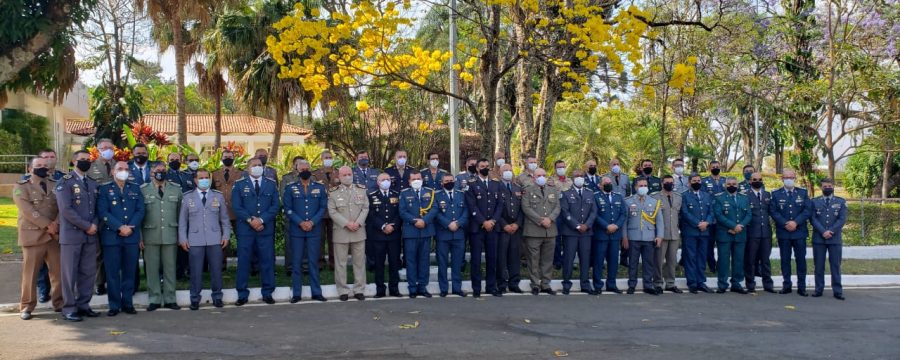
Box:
left=140, top=162, right=182, bottom=311
left=181, top=153, right=202, bottom=192
left=551, top=160, right=572, bottom=270
left=521, top=168, right=560, bottom=295
left=593, top=176, right=626, bottom=294
left=165, top=152, right=189, bottom=192
left=128, top=143, right=152, bottom=186
left=280, top=156, right=305, bottom=275
left=712, top=177, right=751, bottom=294
left=702, top=160, right=726, bottom=272
left=250, top=148, right=279, bottom=184
left=97, top=161, right=146, bottom=315
left=455, top=157, right=478, bottom=191
left=232, top=157, right=280, bottom=305
left=312, top=150, right=339, bottom=270
left=516, top=154, right=538, bottom=187
left=638, top=159, right=662, bottom=194
left=15, top=157, right=63, bottom=320
left=653, top=175, right=683, bottom=293
left=487, top=151, right=507, bottom=180
left=559, top=170, right=596, bottom=295
left=87, top=138, right=115, bottom=296
left=211, top=149, right=239, bottom=270
left=328, top=166, right=369, bottom=301
left=584, top=159, right=602, bottom=192
left=56, top=150, right=103, bottom=322
left=810, top=179, right=847, bottom=300
left=352, top=150, right=379, bottom=192
left=622, top=178, right=664, bottom=295
left=421, top=152, right=449, bottom=190
left=497, top=164, right=524, bottom=294
left=671, top=158, right=689, bottom=193
left=434, top=174, right=469, bottom=297
left=367, top=173, right=403, bottom=298
left=603, top=158, right=631, bottom=196
left=680, top=173, right=714, bottom=293
left=384, top=149, right=414, bottom=191
left=465, top=158, right=505, bottom=297
left=769, top=169, right=811, bottom=296
left=738, top=165, right=760, bottom=194
left=282, top=160, right=328, bottom=303
left=172, top=152, right=199, bottom=281
left=178, top=169, right=231, bottom=310
left=29, top=149, right=67, bottom=303
left=399, top=170, right=437, bottom=298
left=744, top=172, right=775, bottom=293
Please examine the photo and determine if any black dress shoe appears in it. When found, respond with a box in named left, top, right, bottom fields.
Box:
left=798, top=290, right=809, bottom=297
left=764, top=288, right=776, bottom=293
left=716, top=288, right=727, bottom=294
left=730, top=287, right=748, bottom=294
left=62, top=313, right=83, bottom=322
left=491, top=290, right=503, bottom=297
left=96, top=285, right=107, bottom=296
left=643, top=288, right=660, bottom=296
left=531, top=288, right=540, bottom=295
left=290, top=296, right=301, bottom=303
left=452, top=291, right=467, bottom=297
left=419, top=291, right=432, bottom=298
left=389, top=290, right=402, bottom=298
left=581, top=289, right=596, bottom=295
left=79, top=308, right=101, bottom=317
left=123, top=307, right=137, bottom=314
left=340, top=294, right=349, bottom=301
left=689, top=288, right=699, bottom=294
left=508, top=287, right=524, bottom=294
left=147, top=303, right=161, bottom=312
left=747, top=287, right=757, bottom=293
left=39, top=294, right=50, bottom=303
left=698, top=285, right=712, bottom=293
left=626, top=287, right=635, bottom=294
left=834, top=294, right=845, bottom=300
left=408, top=293, right=417, bottom=299
left=107, top=309, right=120, bottom=317
left=312, top=295, right=327, bottom=302
left=189, top=302, right=199, bottom=311
left=541, top=288, right=557, bottom=296
left=609, top=288, right=623, bottom=294
left=354, top=293, right=365, bottom=301
left=165, top=303, right=181, bottom=310
left=779, top=288, right=792, bottom=294
left=562, top=289, right=570, bottom=295
left=263, top=296, right=275, bottom=304
left=812, top=292, right=823, bottom=297
left=236, top=298, right=248, bottom=306
left=473, top=291, right=481, bottom=298
left=54, top=308, right=62, bottom=313
left=374, top=293, right=386, bottom=299
left=665, top=287, right=683, bottom=294
left=440, top=291, right=448, bottom=297
left=213, top=300, right=223, bottom=308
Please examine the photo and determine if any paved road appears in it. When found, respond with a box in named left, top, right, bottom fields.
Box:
left=2, top=288, right=898, bottom=360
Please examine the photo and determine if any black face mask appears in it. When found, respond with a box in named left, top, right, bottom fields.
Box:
left=299, top=170, right=312, bottom=180
left=643, top=167, right=653, bottom=175
left=258, top=156, right=268, bottom=166
left=663, top=183, right=674, bottom=192
left=479, top=168, right=490, bottom=176
left=467, top=165, right=477, bottom=174
left=222, top=158, right=234, bottom=167
left=602, top=183, right=613, bottom=192
left=743, top=172, right=752, bottom=181
left=33, top=167, right=50, bottom=178
left=153, top=172, right=166, bottom=181
left=711, top=168, right=721, bottom=176
left=691, top=182, right=702, bottom=191
left=357, top=158, right=369, bottom=167
left=134, top=155, right=148, bottom=165
left=76, top=160, right=92, bottom=172
left=168, top=160, right=181, bottom=171
left=726, top=185, right=738, bottom=194
left=588, top=167, right=597, bottom=175
left=750, top=181, right=763, bottom=189
left=822, top=188, right=834, bottom=196
left=443, top=182, right=455, bottom=191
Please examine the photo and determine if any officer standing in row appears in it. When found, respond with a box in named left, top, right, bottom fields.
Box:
left=770, top=169, right=811, bottom=296
left=212, top=149, right=239, bottom=270
left=329, top=166, right=370, bottom=301
left=583, top=160, right=602, bottom=192
left=26, top=149, right=67, bottom=305
left=232, top=157, right=280, bottom=305
left=702, top=160, right=726, bottom=272
left=385, top=150, right=413, bottom=193
left=653, top=175, right=683, bottom=293
left=140, top=162, right=183, bottom=311
left=738, top=165, right=759, bottom=194
left=559, top=170, right=596, bottom=295
left=312, top=150, right=339, bottom=270
left=456, top=157, right=478, bottom=191
left=466, top=159, right=504, bottom=297
left=421, top=152, right=448, bottom=190
left=87, top=138, right=115, bottom=296
left=280, top=156, right=305, bottom=275
left=399, top=171, right=437, bottom=298
left=179, top=170, right=231, bottom=310
left=622, top=178, right=664, bottom=295
left=810, top=178, right=847, bottom=300
left=251, top=148, right=279, bottom=184
left=593, top=176, right=626, bottom=294
left=166, top=152, right=193, bottom=281
left=604, top=158, right=631, bottom=196
left=352, top=150, right=379, bottom=192
left=283, top=160, right=328, bottom=303
left=497, top=164, right=524, bottom=294
left=516, top=154, right=538, bottom=187
left=638, top=160, right=662, bottom=194
left=128, top=143, right=152, bottom=185
left=713, top=177, right=751, bottom=294
left=671, top=159, right=689, bottom=193
left=521, top=168, right=560, bottom=296
left=680, top=174, right=714, bottom=294
left=434, top=173, right=468, bottom=297
left=744, top=172, right=775, bottom=293
left=487, top=151, right=506, bottom=180
left=367, top=173, right=403, bottom=298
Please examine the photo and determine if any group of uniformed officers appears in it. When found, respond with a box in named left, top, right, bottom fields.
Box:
left=14, top=141, right=849, bottom=322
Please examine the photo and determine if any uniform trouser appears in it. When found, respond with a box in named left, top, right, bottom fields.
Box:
left=371, top=239, right=401, bottom=294
left=627, top=241, right=655, bottom=289
left=320, top=219, right=335, bottom=268
left=562, top=235, right=592, bottom=291
left=236, top=234, right=276, bottom=299
left=497, top=230, right=522, bottom=290
left=20, top=243, right=63, bottom=312
left=682, top=235, right=709, bottom=289
left=778, top=237, right=807, bottom=290
left=469, top=231, right=498, bottom=292
left=36, top=262, right=51, bottom=299
left=813, top=243, right=842, bottom=295
left=716, top=240, right=745, bottom=290
left=404, top=237, right=431, bottom=293
left=60, top=241, right=98, bottom=314
left=290, top=235, right=322, bottom=297
left=553, top=215, right=563, bottom=267
left=96, top=245, right=106, bottom=289
left=654, top=239, right=680, bottom=289
left=707, top=224, right=718, bottom=270
left=744, top=236, right=774, bottom=290
left=437, top=238, right=465, bottom=293
left=334, top=240, right=366, bottom=296
left=189, top=245, right=223, bottom=303
left=524, top=236, right=554, bottom=290
left=103, top=243, right=140, bottom=311
left=144, top=243, right=177, bottom=305
left=176, top=246, right=190, bottom=279
left=592, top=238, right=621, bottom=290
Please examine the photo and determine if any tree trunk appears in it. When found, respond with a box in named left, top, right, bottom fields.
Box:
left=270, top=97, right=286, bottom=162
left=513, top=56, right=535, bottom=159
left=0, top=0, right=74, bottom=85
left=659, top=83, right=669, bottom=174
left=534, top=68, right=560, bottom=164
left=214, top=92, right=222, bottom=149
left=172, top=18, right=188, bottom=145
left=882, top=150, right=894, bottom=202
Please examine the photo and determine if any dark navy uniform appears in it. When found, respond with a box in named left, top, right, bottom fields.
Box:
left=166, top=168, right=194, bottom=193
left=464, top=176, right=504, bottom=296
left=810, top=195, right=847, bottom=297
left=56, top=171, right=100, bottom=317
left=421, top=167, right=450, bottom=191
left=455, top=171, right=477, bottom=192
left=399, top=187, right=438, bottom=295
left=127, top=160, right=152, bottom=186
left=593, top=190, right=626, bottom=291
left=702, top=175, right=726, bottom=271
left=97, top=181, right=145, bottom=312
left=744, top=188, right=774, bottom=291
left=352, top=166, right=380, bottom=193
left=385, top=165, right=415, bottom=193
left=679, top=189, right=714, bottom=291
left=583, top=173, right=603, bottom=193
left=433, top=189, right=468, bottom=295
left=497, top=181, right=524, bottom=292
left=769, top=187, right=811, bottom=293
left=232, top=176, right=280, bottom=301
left=559, top=186, right=597, bottom=293
left=366, top=189, right=402, bottom=296
left=283, top=180, right=327, bottom=298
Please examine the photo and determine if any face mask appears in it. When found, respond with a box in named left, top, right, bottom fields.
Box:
left=299, top=170, right=312, bottom=180
left=443, top=182, right=455, bottom=191
left=691, top=182, right=702, bottom=191
left=743, top=172, right=752, bottom=181
left=197, top=178, right=211, bottom=190
left=323, top=159, right=334, bottom=168
left=357, top=158, right=369, bottom=167
left=341, top=176, right=353, bottom=185
left=396, top=157, right=407, bottom=166
left=429, top=159, right=439, bottom=168
left=535, top=176, right=547, bottom=186
left=258, top=156, right=268, bottom=166
left=33, top=167, right=50, bottom=178
left=643, top=167, right=653, bottom=175
left=222, top=158, right=234, bottom=167
left=502, top=170, right=513, bottom=181
left=496, top=159, right=506, bottom=167
left=188, top=161, right=200, bottom=171
left=379, top=179, right=391, bottom=190
left=711, top=168, right=721, bottom=176
left=674, top=166, right=684, bottom=175
left=751, top=181, right=763, bottom=189
left=153, top=172, right=166, bottom=181
left=573, top=177, right=585, bottom=188
left=556, top=167, right=566, bottom=176
left=527, top=163, right=538, bottom=171
left=467, top=164, right=477, bottom=174
left=637, top=186, right=649, bottom=196
left=479, top=168, right=490, bottom=176
left=100, top=149, right=114, bottom=160
left=726, top=185, right=738, bottom=194
left=822, top=188, right=834, bottom=196
left=76, top=159, right=92, bottom=172
left=169, top=160, right=181, bottom=171
left=663, top=183, right=674, bottom=192
left=250, top=166, right=264, bottom=177
left=410, top=179, right=423, bottom=190
left=612, top=165, right=621, bottom=174
left=783, top=179, right=795, bottom=188
left=588, top=166, right=597, bottom=175
left=115, top=170, right=130, bottom=181
left=134, top=155, right=148, bottom=165
left=602, top=183, right=613, bottom=192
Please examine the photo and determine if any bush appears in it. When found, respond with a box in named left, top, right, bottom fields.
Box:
left=0, top=109, right=50, bottom=155
left=0, top=129, right=25, bottom=173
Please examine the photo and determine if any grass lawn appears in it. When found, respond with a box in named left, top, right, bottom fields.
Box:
left=0, top=197, right=17, bottom=254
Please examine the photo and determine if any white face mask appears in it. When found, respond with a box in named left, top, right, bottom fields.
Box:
left=502, top=170, right=513, bottom=181
left=495, top=159, right=506, bottom=167
left=783, top=179, right=795, bottom=188
left=379, top=179, right=391, bottom=190
left=100, top=148, right=114, bottom=160
left=323, top=159, right=334, bottom=168
left=535, top=176, right=547, bottom=186
left=115, top=170, right=130, bottom=181
left=612, top=165, right=621, bottom=174
left=429, top=159, right=439, bottom=168
left=410, top=179, right=423, bottom=190
left=188, top=161, right=200, bottom=171
left=637, top=186, right=649, bottom=196
left=556, top=167, right=566, bottom=176
left=250, top=166, right=264, bottom=177
left=674, top=166, right=685, bottom=175
left=396, top=157, right=407, bottom=166
left=527, top=163, right=537, bottom=171
left=341, top=175, right=353, bottom=185
left=573, top=177, right=585, bottom=188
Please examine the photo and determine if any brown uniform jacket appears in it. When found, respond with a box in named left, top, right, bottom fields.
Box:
left=14, top=178, right=59, bottom=246
left=212, top=166, right=240, bottom=220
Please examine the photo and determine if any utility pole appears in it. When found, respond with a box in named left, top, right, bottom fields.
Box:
left=448, top=0, right=460, bottom=174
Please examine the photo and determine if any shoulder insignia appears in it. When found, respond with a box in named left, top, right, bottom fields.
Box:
left=210, top=189, right=222, bottom=193
left=16, top=179, right=28, bottom=184
left=355, top=184, right=366, bottom=189
left=63, top=174, right=73, bottom=180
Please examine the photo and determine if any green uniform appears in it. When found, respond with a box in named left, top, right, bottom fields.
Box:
left=140, top=181, right=183, bottom=305
left=713, top=192, right=752, bottom=291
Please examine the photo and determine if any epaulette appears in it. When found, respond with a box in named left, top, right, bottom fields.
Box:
left=210, top=189, right=222, bottom=193
left=63, top=174, right=73, bottom=180
left=355, top=184, right=367, bottom=189
left=140, top=183, right=149, bottom=188
left=329, top=186, right=341, bottom=192
left=184, top=189, right=197, bottom=195
left=369, top=190, right=379, bottom=195
left=16, top=179, right=28, bottom=184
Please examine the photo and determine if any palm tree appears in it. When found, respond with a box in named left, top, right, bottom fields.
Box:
left=194, top=62, right=228, bottom=149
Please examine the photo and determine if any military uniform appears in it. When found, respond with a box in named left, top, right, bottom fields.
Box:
left=232, top=176, right=280, bottom=302
left=652, top=191, right=682, bottom=290
left=421, top=167, right=449, bottom=192
left=456, top=171, right=478, bottom=191
left=385, top=165, right=414, bottom=193
left=602, top=171, right=631, bottom=196
left=515, top=171, right=535, bottom=188
left=745, top=187, right=774, bottom=292
left=672, top=173, right=689, bottom=193
left=328, top=183, right=369, bottom=297
left=769, top=187, right=811, bottom=293
left=366, top=188, right=402, bottom=296
left=14, top=176, right=63, bottom=313
left=97, top=181, right=145, bottom=312
left=399, top=186, right=437, bottom=295
left=465, top=176, right=504, bottom=296
left=23, top=170, right=66, bottom=301
left=243, top=166, right=279, bottom=185
left=713, top=192, right=751, bottom=291
left=56, top=171, right=100, bottom=317
left=702, top=175, right=726, bottom=271
left=312, top=166, right=339, bottom=269
left=559, top=186, right=597, bottom=293
left=550, top=176, right=573, bottom=269
left=497, top=180, right=524, bottom=292
left=168, top=167, right=194, bottom=279
left=521, top=183, right=561, bottom=292
left=140, top=181, right=183, bottom=306
left=179, top=189, right=231, bottom=305
left=211, top=166, right=240, bottom=221
left=680, top=189, right=714, bottom=291
left=352, top=166, right=380, bottom=193
left=283, top=180, right=328, bottom=299
left=623, top=195, right=664, bottom=291
left=593, top=190, right=626, bottom=292
left=86, top=159, right=112, bottom=294
left=810, top=195, right=847, bottom=297
left=433, top=188, right=468, bottom=295
left=643, top=175, right=662, bottom=194
left=128, top=160, right=152, bottom=186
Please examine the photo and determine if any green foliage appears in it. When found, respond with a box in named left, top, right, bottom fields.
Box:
left=89, top=84, right=143, bottom=148
left=0, top=109, right=51, bottom=155
left=277, top=144, right=328, bottom=175
left=844, top=150, right=884, bottom=197
left=0, top=129, right=24, bottom=173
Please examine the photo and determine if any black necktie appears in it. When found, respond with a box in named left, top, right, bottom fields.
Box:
left=202, top=191, right=207, bottom=206
left=40, top=181, right=47, bottom=194
left=506, top=183, right=511, bottom=192
left=667, top=194, right=672, bottom=207
left=577, top=189, right=582, bottom=198
left=757, top=192, right=761, bottom=202
left=105, top=162, right=111, bottom=176
left=158, top=185, right=164, bottom=198
left=254, top=179, right=260, bottom=195
left=224, top=169, right=230, bottom=182
left=540, top=186, right=545, bottom=197
left=825, top=197, right=831, bottom=207
left=449, top=191, right=453, bottom=202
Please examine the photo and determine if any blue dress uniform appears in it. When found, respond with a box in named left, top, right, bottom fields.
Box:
left=232, top=176, right=280, bottom=301
left=127, top=160, right=152, bottom=186
left=464, top=176, right=505, bottom=296
left=385, top=165, right=415, bottom=193
left=645, top=175, right=662, bottom=194
left=399, top=187, right=438, bottom=295
left=702, top=175, right=726, bottom=271
left=744, top=188, right=774, bottom=291
left=713, top=192, right=752, bottom=291
left=584, top=174, right=603, bottom=193
left=366, top=189, right=402, bottom=296
left=593, top=190, right=626, bottom=291
left=455, top=171, right=477, bottom=191
left=433, top=189, right=469, bottom=295
left=352, top=166, right=380, bottom=193
left=680, top=189, right=715, bottom=291
left=421, top=167, right=449, bottom=191
left=97, top=181, right=146, bottom=312
left=282, top=181, right=327, bottom=299
left=497, top=181, right=525, bottom=291
left=166, top=168, right=195, bottom=193
left=56, top=172, right=100, bottom=317
left=559, top=186, right=597, bottom=293
left=769, top=187, right=811, bottom=293
left=810, top=195, right=847, bottom=297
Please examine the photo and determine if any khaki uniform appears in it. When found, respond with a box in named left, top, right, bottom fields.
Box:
left=14, top=177, right=63, bottom=312
left=516, top=172, right=536, bottom=188
left=211, top=166, right=240, bottom=221
left=520, top=184, right=561, bottom=290
left=652, top=191, right=682, bottom=288
left=140, top=181, right=183, bottom=305
left=550, top=177, right=573, bottom=192
left=327, top=184, right=369, bottom=295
